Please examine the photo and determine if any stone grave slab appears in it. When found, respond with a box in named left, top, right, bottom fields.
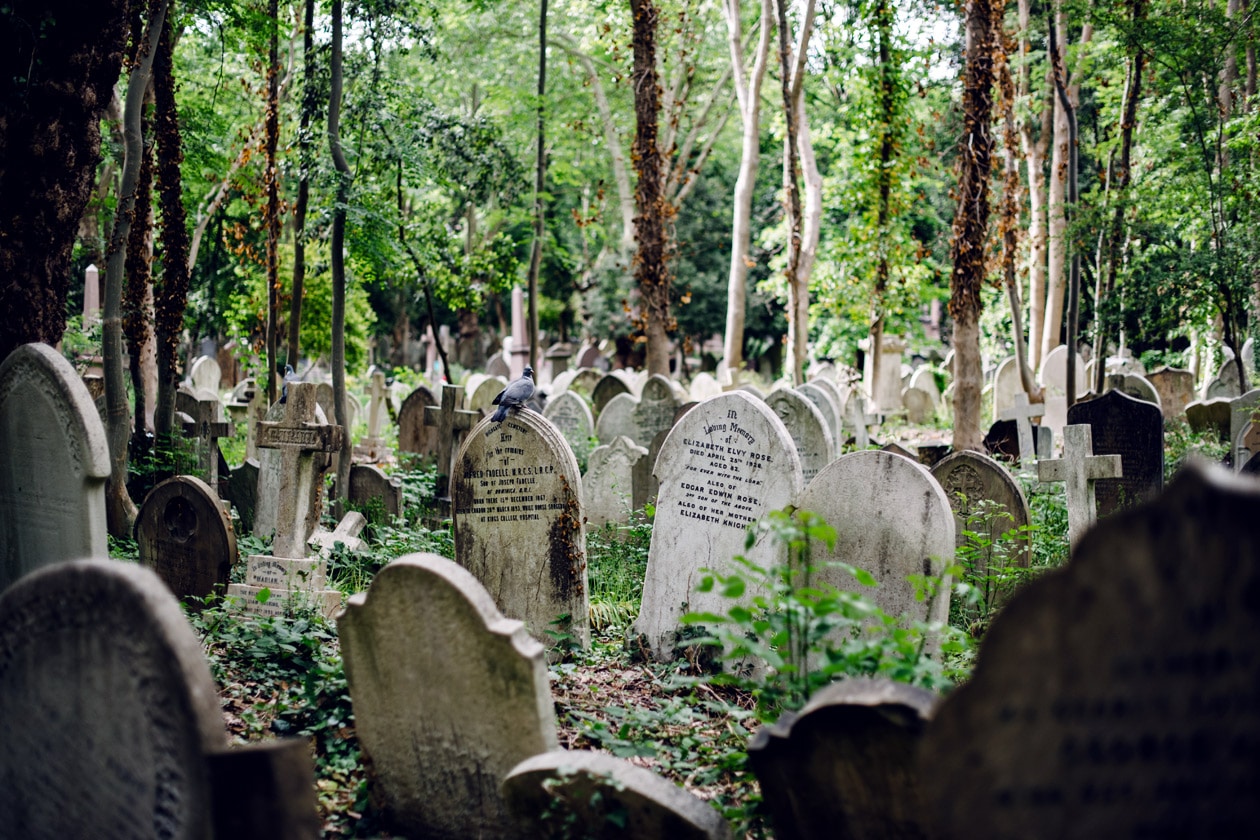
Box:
left=797, top=382, right=842, bottom=447
left=931, top=451, right=1031, bottom=593
left=356, top=370, right=390, bottom=461
left=585, top=435, right=649, bottom=528
left=348, top=463, right=404, bottom=520
left=0, top=343, right=109, bottom=589
left=591, top=373, right=630, bottom=418
left=469, top=375, right=509, bottom=414
left=902, top=386, right=935, bottom=424
left=1068, top=389, right=1164, bottom=518
left=542, top=389, right=595, bottom=460
left=1234, top=420, right=1260, bottom=473
left=189, top=354, right=222, bottom=393
left=338, top=553, right=559, bottom=839
left=568, top=367, right=604, bottom=399
left=252, top=399, right=329, bottom=542
left=309, top=511, right=367, bottom=559
left=798, top=450, right=954, bottom=626
left=206, top=738, right=321, bottom=840
left=921, top=466, right=1260, bottom=839
left=595, top=374, right=680, bottom=447
left=0, top=558, right=226, bottom=837
left=1037, top=424, right=1123, bottom=547
left=224, top=459, right=259, bottom=533
left=633, top=428, right=669, bottom=511
left=765, top=387, right=835, bottom=483
left=750, top=678, right=936, bottom=840
left=396, top=383, right=439, bottom=456
left=634, top=392, right=803, bottom=659
left=504, top=750, right=731, bottom=840
left=423, top=383, right=482, bottom=513
left=843, top=392, right=877, bottom=449
left=1038, top=346, right=1087, bottom=441
left=314, top=381, right=357, bottom=439
left=909, top=366, right=941, bottom=406
left=862, top=334, right=906, bottom=412
left=549, top=368, right=578, bottom=395
left=1185, top=397, right=1232, bottom=441
left=177, top=388, right=233, bottom=493
left=136, top=475, right=238, bottom=606
left=689, top=371, right=724, bottom=402
left=1229, top=389, right=1260, bottom=461
left=453, top=408, right=589, bottom=648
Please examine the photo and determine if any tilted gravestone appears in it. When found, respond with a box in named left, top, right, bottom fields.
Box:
left=634, top=392, right=803, bottom=660
left=0, top=343, right=109, bottom=590
left=0, top=559, right=227, bottom=837
left=348, top=463, right=404, bottom=520
left=902, top=386, right=936, bottom=425
left=797, top=450, right=954, bottom=627
left=188, top=354, right=222, bottom=394
left=595, top=374, right=680, bottom=447
left=453, top=408, right=589, bottom=648
left=504, top=750, right=732, bottom=840
left=585, top=435, right=649, bottom=528
left=396, top=383, right=439, bottom=457
left=1146, top=365, right=1195, bottom=418
left=750, top=678, right=937, bottom=840
left=765, top=387, right=835, bottom=483
left=1067, top=389, right=1164, bottom=518
left=921, top=466, right=1260, bottom=839
left=591, top=373, right=631, bottom=418
left=135, top=475, right=238, bottom=606
left=338, top=553, right=559, bottom=839
left=542, top=389, right=595, bottom=460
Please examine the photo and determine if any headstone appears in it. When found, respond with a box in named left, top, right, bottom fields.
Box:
left=1147, top=365, right=1195, bottom=418
left=424, top=384, right=482, bottom=514
left=797, top=450, right=954, bottom=626
left=357, top=369, right=390, bottom=461
left=253, top=400, right=326, bottom=541
left=206, top=738, right=321, bottom=840
left=998, top=392, right=1044, bottom=464
left=549, top=368, right=578, bottom=395
left=135, top=475, right=238, bottom=605
left=189, top=354, right=222, bottom=394
left=914, top=441, right=952, bottom=467
left=931, top=450, right=1031, bottom=578
left=634, top=392, right=804, bottom=659
left=504, top=750, right=731, bottom=840
left=594, top=374, right=680, bottom=447
left=224, top=459, right=260, bottom=533
left=338, top=553, right=559, bottom=839
left=797, top=382, right=842, bottom=445
left=585, top=436, right=649, bottom=528
left=177, top=388, right=233, bottom=493
left=568, top=367, right=603, bottom=399
left=348, top=463, right=403, bottom=520
left=485, top=352, right=510, bottom=379
left=453, top=409, right=589, bottom=648
left=882, top=441, right=917, bottom=460
left=1068, top=389, right=1164, bottom=518
left=750, top=678, right=936, bottom=840
left=397, top=383, right=439, bottom=456
left=591, top=373, right=630, bottom=418
left=0, top=343, right=109, bottom=589
left=1204, top=356, right=1245, bottom=400
left=921, top=466, right=1260, bottom=839
left=577, top=344, right=603, bottom=369
left=1185, top=397, right=1233, bottom=441
left=843, top=392, right=877, bottom=449
left=543, top=341, right=574, bottom=382
left=0, top=558, right=227, bottom=836
left=468, top=375, right=508, bottom=414
left=909, top=366, right=941, bottom=406
left=862, top=334, right=906, bottom=412
left=314, top=382, right=356, bottom=438
left=902, top=386, right=935, bottom=425
left=633, top=428, right=668, bottom=511
left=1036, top=424, right=1123, bottom=547
left=542, top=389, right=595, bottom=459
left=1038, top=345, right=1087, bottom=440
left=765, top=388, right=835, bottom=483
left=1229, top=388, right=1260, bottom=459
left=1234, top=420, right=1260, bottom=473
left=308, top=511, right=367, bottom=559
left=1103, top=372, right=1161, bottom=408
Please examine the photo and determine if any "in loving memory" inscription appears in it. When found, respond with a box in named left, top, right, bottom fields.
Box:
left=676, top=409, right=770, bottom=531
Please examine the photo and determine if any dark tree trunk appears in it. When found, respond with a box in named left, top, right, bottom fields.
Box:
left=289, top=0, right=316, bottom=370
left=869, top=0, right=895, bottom=400
left=0, top=0, right=131, bottom=359
left=265, top=0, right=281, bottom=404
left=329, top=0, right=353, bottom=503
left=526, top=0, right=548, bottom=371
left=124, top=101, right=155, bottom=444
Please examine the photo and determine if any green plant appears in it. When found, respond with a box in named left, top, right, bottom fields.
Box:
left=948, top=496, right=1038, bottom=639
left=1163, top=416, right=1230, bottom=480
left=585, top=505, right=653, bottom=632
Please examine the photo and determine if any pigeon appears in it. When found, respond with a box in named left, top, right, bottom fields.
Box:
left=280, top=364, right=301, bottom=403
left=491, top=366, right=535, bottom=422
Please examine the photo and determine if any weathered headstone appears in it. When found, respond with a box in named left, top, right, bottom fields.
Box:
left=357, top=370, right=390, bottom=461
left=397, top=383, right=439, bottom=456
left=348, top=463, right=404, bottom=520
left=862, top=334, right=906, bottom=412
left=504, top=750, right=732, bottom=840
left=1147, top=365, right=1195, bottom=418
left=798, top=382, right=842, bottom=448
left=135, top=475, right=238, bottom=605
left=577, top=344, right=604, bottom=370
left=485, top=352, right=510, bottom=379
left=902, top=386, right=935, bottom=425
left=1234, top=420, right=1260, bottom=473
left=177, top=388, right=233, bottom=494
left=1100, top=372, right=1161, bottom=408
left=908, top=366, right=941, bottom=406
left=468, top=375, right=509, bottom=414
left=591, top=373, right=630, bottom=418
left=843, top=391, right=877, bottom=449
left=1229, top=388, right=1260, bottom=460
left=585, top=436, right=649, bottom=528
left=206, top=738, right=321, bottom=840
left=1036, top=424, right=1123, bottom=547
left=1038, top=345, right=1087, bottom=440
left=308, top=511, right=367, bottom=559
left=224, top=459, right=260, bottom=533
left=689, top=371, right=724, bottom=402
left=1185, top=397, right=1233, bottom=441
left=632, top=428, right=669, bottom=511
left=798, top=450, right=954, bottom=626
left=931, top=450, right=1031, bottom=580
left=0, top=558, right=227, bottom=837
left=921, top=466, right=1260, bottom=839
left=750, top=678, right=936, bottom=840
left=1068, top=389, right=1164, bottom=518
left=542, top=389, right=595, bottom=459
left=595, top=374, right=680, bottom=447
left=568, top=367, right=604, bottom=399
left=189, top=354, right=222, bottom=394
left=998, top=392, right=1044, bottom=464
left=0, top=343, right=109, bottom=589
left=338, top=554, right=559, bottom=839
left=634, top=392, right=803, bottom=659
left=453, top=408, right=589, bottom=648
left=424, top=384, right=482, bottom=514
left=765, top=388, right=835, bottom=483
left=314, top=382, right=357, bottom=439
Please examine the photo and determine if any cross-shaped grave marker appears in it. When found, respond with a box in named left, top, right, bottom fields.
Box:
left=424, top=383, right=482, bottom=515
left=309, top=511, right=367, bottom=558
left=357, top=370, right=389, bottom=462
left=845, top=394, right=878, bottom=448
left=180, top=394, right=233, bottom=493
left=255, top=382, right=344, bottom=559
left=1037, top=423, right=1123, bottom=548
left=999, top=392, right=1044, bottom=464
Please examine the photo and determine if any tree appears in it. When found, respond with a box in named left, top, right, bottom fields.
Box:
left=330, top=0, right=353, bottom=503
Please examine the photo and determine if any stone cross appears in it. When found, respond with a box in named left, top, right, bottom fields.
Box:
left=180, top=395, right=233, bottom=493
left=309, top=511, right=367, bottom=558
left=366, top=371, right=388, bottom=440
left=1037, top=423, right=1123, bottom=547
left=846, top=394, right=878, bottom=448
left=255, top=382, right=344, bottom=558
left=423, top=384, right=481, bottom=513
left=999, top=392, right=1043, bottom=463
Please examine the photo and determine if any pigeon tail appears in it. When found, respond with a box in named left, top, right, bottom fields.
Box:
left=491, top=404, right=510, bottom=423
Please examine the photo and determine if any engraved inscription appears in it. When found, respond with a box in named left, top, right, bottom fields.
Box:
left=673, top=407, right=770, bottom=531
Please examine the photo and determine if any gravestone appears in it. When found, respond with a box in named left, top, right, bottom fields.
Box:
left=797, top=450, right=954, bottom=626
left=504, top=751, right=732, bottom=840
left=314, top=382, right=357, bottom=438
left=577, top=344, right=604, bottom=369
left=568, top=367, right=604, bottom=399
left=984, top=419, right=1051, bottom=463
left=549, top=368, right=578, bottom=395
left=542, top=389, right=595, bottom=459
left=765, top=388, right=835, bottom=483
left=225, top=459, right=260, bottom=533
left=1147, top=366, right=1195, bottom=418
left=921, top=466, right=1260, bottom=839
left=635, top=392, right=803, bottom=659
left=396, top=383, right=439, bottom=457
left=1204, top=356, right=1245, bottom=400
left=309, top=511, right=367, bottom=559
left=585, top=436, right=649, bottom=528
left=998, top=392, right=1044, bottom=464
left=689, top=371, right=724, bottom=402
left=862, top=334, right=906, bottom=412
left=909, top=366, right=941, bottom=406
left=135, top=475, right=238, bottom=605
left=254, top=399, right=327, bottom=541
left=798, top=382, right=842, bottom=447
left=591, top=373, right=630, bottom=418
left=177, top=389, right=233, bottom=493
left=1068, top=389, right=1164, bottom=518
left=0, top=559, right=227, bottom=837
left=632, top=428, right=669, bottom=511
left=206, top=738, right=321, bottom=840
left=1038, top=345, right=1087, bottom=441
left=424, top=384, right=482, bottom=515
left=0, top=343, right=109, bottom=589
left=469, top=375, right=508, bottom=414
left=902, top=386, right=935, bottom=425
left=348, top=463, right=404, bottom=520
left=189, top=354, right=222, bottom=393
left=1102, top=372, right=1161, bottom=408
left=1234, top=420, right=1260, bottom=473
left=1037, top=424, right=1123, bottom=547
left=843, top=392, right=877, bottom=449
left=453, top=408, right=589, bottom=648
left=750, top=678, right=936, bottom=840
left=595, top=374, right=680, bottom=447
left=1229, top=388, right=1260, bottom=461
left=338, top=554, right=559, bottom=839
left=882, top=441, right=917, bottom=461
left=1185, top=397, right=1232, bottom=441
left=357, top=370, right=389, bottom=461
left=485, top=353, right=511, bottom=379
left=931, top=451, right=1031, bottom=581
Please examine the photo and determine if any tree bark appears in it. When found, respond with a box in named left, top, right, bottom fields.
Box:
left=0, top=0, right=131, bottom=359
left=869, top=0, right=896, bottom=404
left=775, top=0, right=805, bottom=385
left=788, top=0, right=818, bottom=387
left=1048, top=14, right=1081, bottom=406
left=1017, top=0, right=1051, bottom=373
left=526, top=0, right=548, bottom=371
left=950, top=0, right=997, bottom=451
left=265, top=0, right=281, bottom=404
left=123, top=101, right=155, bottom=442
left=288, top=0, right=315, bottom=373
left=329, top=0, right=353, bottom=503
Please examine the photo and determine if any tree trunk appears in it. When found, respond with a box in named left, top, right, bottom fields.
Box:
left=264, top=0, right=281, bottom=404
left=289, top=0, right=315, bottom=373
left=526, top=0, right=548, bottom=371
left=775, top=0, right=805, bottom=385
left=720, top=0, right=774, bottom=382
left=1049, top=16, right=1081, bottom=406
left=630, top=0, right=673, bottom=377
left=869, top=0, right=896, bottom=403
left=1019, top=0, right=1052, bottom=372
left=329, top=0, right=353, bottom=503
left=123, top=101, right=155, bottom=442
left=0, top=0, right=131, bottom=359
left=103, top=0, right=169, bottom=537
left=950, top=0, right=996, bottom=452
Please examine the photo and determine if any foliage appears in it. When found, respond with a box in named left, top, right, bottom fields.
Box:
left=1163, top=416, right=1230, bottom=481
left=948, top=496, right=1039, bottom=639
left=585, top=505, right=653, bottom=632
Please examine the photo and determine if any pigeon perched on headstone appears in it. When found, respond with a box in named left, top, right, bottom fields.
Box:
left=491, top=366, right=535, bottom=422
left=280, top=364, right=300, bottom=403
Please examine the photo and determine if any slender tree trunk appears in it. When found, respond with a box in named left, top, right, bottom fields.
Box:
left=950, top=0, right=996, bottom=451
left=721, top=0, right=774, bottom=382
left=1049, top=8, right=1081, bottom=405
left=103, top=0, right=168, bottom=536
left=869, top=0, right=896, bottom=403
left=1018, top=0, right=1051, bottom=372
left=630, top=0, right=673, bottom=376
left=123, top=101, right=155, bottom=443
left=329, top=0, right=353, bottom=502
left=264, top=0, right=281, bottom=404
left=789, top=0, right=818, bottom=386
left=526, top=0, right=548, bottom=370
left=775, top=0, right=805, bottom=385
left=288, top=0, right=315, bottom=371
